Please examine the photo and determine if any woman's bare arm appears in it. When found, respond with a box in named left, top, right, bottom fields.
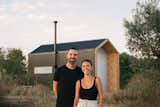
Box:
left=73, top=80, right=80, bottom=107
left=96, top=77, right=104, bottom=107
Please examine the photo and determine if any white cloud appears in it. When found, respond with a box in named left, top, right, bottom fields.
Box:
left=11, top=3, right=36, bottom=13
left=0, top=2, right=36, bottom=14
left=26, top=14, right=48, bottom=21
left=0, top=4, right=7, bottom=12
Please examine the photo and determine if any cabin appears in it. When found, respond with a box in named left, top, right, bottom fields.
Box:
left=28, top=38, right=119, bottom=93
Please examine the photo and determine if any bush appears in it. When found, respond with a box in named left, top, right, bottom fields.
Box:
left=0, top=74, right=17, bottom=96
left=10, top=84, right=49, bottom=96
left=0, top=74, right=56, bottom=107
left=106, top=70, right=160, bottom=107
left=9, top=84, right=56, bottom=107
left=126, top=70, right=160, bottom=97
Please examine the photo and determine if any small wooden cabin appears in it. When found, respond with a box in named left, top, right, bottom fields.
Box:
left=28, top=38, right=119, bottom=93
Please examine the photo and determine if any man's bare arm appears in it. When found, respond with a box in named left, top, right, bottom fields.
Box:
left=53, top=80, right=58, bottom=96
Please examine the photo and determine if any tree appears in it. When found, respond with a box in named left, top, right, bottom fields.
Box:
left=0, top=48, right=5, bottom=76
left=124, top=0, right=160, bottom=59
left=0, top=48, right=33, bottom=85
left=119, top=52, right=155, bottom=88
left=4, top=48, right=27, bottom=84
left=120, top=53, right=134, bottom=88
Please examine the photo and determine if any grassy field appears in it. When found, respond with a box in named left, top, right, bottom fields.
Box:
left=1, top=70, right=160, bottom=107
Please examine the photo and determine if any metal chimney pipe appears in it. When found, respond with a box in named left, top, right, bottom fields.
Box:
left=54, top=21, right=58, bottom=72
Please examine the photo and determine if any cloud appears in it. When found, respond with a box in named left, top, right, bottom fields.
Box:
left=0, top=4, right=7, bottom=12
left=0, top=2, right=35, bottom=14
left=26, top=14, right=48, bottom=21
left=12, top=3, right=36, bottom=13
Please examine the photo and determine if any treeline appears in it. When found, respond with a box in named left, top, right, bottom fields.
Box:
left=120, top=52, right=160, bottom=88
left=0, top=48, right=33, bottom=85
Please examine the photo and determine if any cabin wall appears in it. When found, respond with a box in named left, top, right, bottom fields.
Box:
left=28, top=53, right=54, bottom=75
left=28, top=49, right=95, bottom=84
left=106, top=52, right=119, bottom=92
left=96, top=48, right=107, bottom=92
left=28, top=45, right=119, bottom=92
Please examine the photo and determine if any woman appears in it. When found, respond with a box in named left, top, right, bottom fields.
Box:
left=73, top=59, right=104, bottom=107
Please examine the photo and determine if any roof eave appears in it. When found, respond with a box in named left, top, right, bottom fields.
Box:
left=95, top=39, right=119, bottom=53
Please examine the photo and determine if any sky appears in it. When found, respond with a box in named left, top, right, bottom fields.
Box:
left=0, top=0, right=141, bottom=56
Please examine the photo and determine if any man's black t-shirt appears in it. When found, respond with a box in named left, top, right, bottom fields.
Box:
left=53, top=65, right=83, bottom=107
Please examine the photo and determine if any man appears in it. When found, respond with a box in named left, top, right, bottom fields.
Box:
left=53, top=47, right=84, bottom=107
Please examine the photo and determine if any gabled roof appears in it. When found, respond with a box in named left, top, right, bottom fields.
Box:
left=30, top=39, right=106, bottom=54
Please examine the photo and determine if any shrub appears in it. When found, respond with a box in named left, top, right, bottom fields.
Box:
left=106, top=69, right=160, bottom=107
left=126, top=70, right=160, bottom=97
left=0, top=74, right=56, bottom=107
left=9, top=84, right=56, bottom=107
left=0, top=74, right=17, bottom=96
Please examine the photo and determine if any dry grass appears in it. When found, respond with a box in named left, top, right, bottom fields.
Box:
left=104, top=70, right=160, bottom=107
left=0, top=77, right=17, bottom=96
left=0, top=76, right=56, bottom=107
left=9, top=84, right=56, bottom=107
left=1, top=70, right=160, bottom=107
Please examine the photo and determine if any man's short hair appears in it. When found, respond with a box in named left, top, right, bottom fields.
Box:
left=69, top=47, right=78, bottom=50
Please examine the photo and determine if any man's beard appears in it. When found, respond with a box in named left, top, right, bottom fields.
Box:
left=68, top=59, right=76, bottom=65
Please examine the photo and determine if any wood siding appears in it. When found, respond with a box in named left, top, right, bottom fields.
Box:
left=28, top=40, right=119, bottom=93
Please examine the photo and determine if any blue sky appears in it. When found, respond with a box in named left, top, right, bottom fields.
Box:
left=0, top=0, right=141, bottom=56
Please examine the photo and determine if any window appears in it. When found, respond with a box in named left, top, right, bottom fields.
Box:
left=34, top=66, right=52, bottom=74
